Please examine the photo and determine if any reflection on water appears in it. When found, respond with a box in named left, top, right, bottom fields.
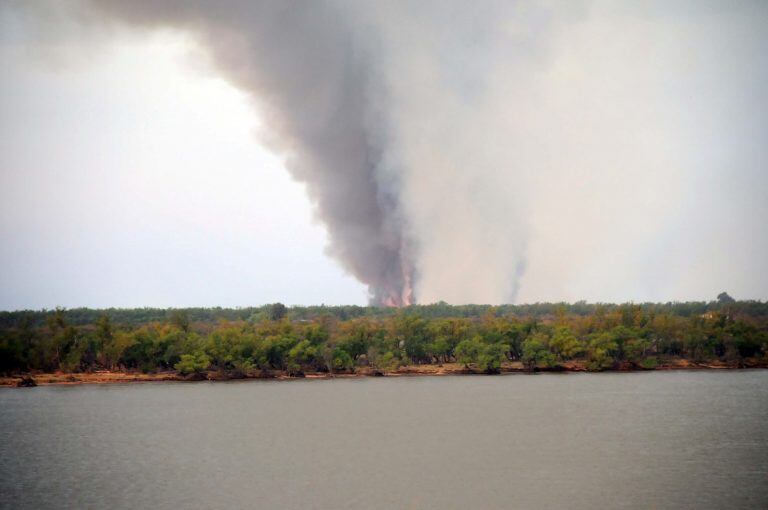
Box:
left=1, top=370, right=767, bottom=509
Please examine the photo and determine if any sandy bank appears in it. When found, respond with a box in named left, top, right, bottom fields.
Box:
left=2, top=358, right=766, bottom=387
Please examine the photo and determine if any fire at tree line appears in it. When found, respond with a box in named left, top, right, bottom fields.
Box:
left=1, top=293, right=767, bottom=380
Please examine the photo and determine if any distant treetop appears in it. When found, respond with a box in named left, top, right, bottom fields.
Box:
left=1, top=298, right=767, bottom=329
left=717, top=292, right=736, bottom=304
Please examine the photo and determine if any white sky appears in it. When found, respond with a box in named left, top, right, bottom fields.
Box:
left=0, top=26, right=367, bottom=309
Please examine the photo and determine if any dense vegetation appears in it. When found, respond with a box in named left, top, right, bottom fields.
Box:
left=1, top=294, right=766, bottom=376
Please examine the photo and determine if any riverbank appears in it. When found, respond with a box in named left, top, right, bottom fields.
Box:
left=2, top=357, right=766, bottom=387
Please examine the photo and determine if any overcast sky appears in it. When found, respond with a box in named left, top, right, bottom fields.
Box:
left=1, top=1, right=767, bottom=310
left=0, top=23, right=367, bottom=308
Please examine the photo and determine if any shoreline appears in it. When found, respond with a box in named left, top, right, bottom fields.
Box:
left=3, top=358, right=766, bottom=387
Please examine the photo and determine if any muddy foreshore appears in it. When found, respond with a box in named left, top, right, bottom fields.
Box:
left=2, top=358, right=766, bottom=387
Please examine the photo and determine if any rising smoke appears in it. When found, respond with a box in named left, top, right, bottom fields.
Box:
left=8, top=0, right=768, bottom=304
left=82, top=1, right=418, bottom=306
left=80, top=0, right=540, bottom=306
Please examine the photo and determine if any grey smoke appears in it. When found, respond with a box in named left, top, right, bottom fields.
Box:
left=6, top=0, right=768, bottom=305
left=78, top=1, right=416, bottom=305
left=82, top=0, right=538, bottom=306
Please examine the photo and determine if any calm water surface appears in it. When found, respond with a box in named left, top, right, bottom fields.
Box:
left=1, top=370, right=767, bottom=509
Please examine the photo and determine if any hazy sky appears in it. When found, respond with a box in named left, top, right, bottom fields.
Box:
left=0, top=21, right=366, bottom=308
left=1, top=1, right=767, bottom=310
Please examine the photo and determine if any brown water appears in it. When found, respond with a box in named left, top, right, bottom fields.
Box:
left=1, top=370, right=767, bottom=509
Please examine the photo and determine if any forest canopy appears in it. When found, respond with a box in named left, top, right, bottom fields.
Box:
left=1, top=297, right=766, bottom=376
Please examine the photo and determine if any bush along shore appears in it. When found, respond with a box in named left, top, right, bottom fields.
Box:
left=3, top=358, right=767, bottom=387
left=2, top=297, right=767, bottom=386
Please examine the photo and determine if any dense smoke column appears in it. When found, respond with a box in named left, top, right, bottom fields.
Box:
left=92, top=0, right=414, bottom=305
left=9, top=0, right=768, bottom=305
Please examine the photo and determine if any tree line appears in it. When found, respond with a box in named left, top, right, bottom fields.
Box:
left=1, top=296, right=766, bottom=376
left=3, top=294, right=767, bottom=328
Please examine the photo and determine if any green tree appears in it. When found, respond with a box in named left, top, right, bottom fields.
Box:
left=427, top=337, right=451, bottom=364
left=325, top=347, right=353, bottom=373
left=169, top=310, right=190, bottom=333
left=268, top=303, right=287, bottom=321
left=477, top=343, right=509, bottom=374
left=231, top=358, right=255, bottom=377
left=548, top=326, right=582, bottom=360
left=94, top=314, right=114, bottom=366
left=587, top=332, right=618, bottom=371
left=454, top=337, right=482, bottom=367
left=174, top=351, right=210, bottom=375
left=120, top=327, right=161, bottom=371
left=261, top=335, right=296, bottom=369
left=625, top=337, right=652, bottom=363
left=521, top=336, right=556, bottom=371
left=287, top=339, right=319, bottom=373
left=395, top=315, right=433, bottom=363
left=717, top=292, right=735, bottom=305
left=374, top=350, right=401, bottom=372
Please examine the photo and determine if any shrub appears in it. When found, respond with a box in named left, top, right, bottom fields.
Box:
left=521, top=336, right=556, bottom=371
left=377, top=351, right=401, bottom=372
left=549, top=326, right=582, bottom=360
left=587, top=333, right=618, bottom=371
left=477, top=343, right=509, bottom=374
left=174, top=352, right=210, bottom=375
left=287, top=340, right=319, bottom=372
left=329, top=348, right=353, bottom=373
left=231, top=358, right=255, bottom=377
left=454, top=337, right=482, bottom=367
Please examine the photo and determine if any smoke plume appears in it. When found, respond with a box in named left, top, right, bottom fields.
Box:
left=78, top=0, right=538, bottom=306
left=75, top=1, right=416, bottom=305
left=8, top=0, right=768, bottom=304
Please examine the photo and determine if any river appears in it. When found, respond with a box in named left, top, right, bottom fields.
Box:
left=1, top=370, right=767, bottom=509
